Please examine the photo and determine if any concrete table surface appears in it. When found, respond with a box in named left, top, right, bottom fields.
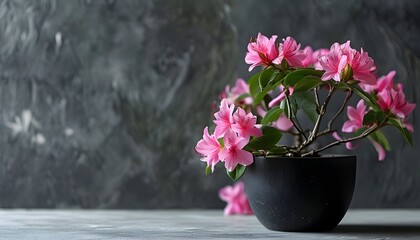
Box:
left=0, top=210, right=419, bottom=239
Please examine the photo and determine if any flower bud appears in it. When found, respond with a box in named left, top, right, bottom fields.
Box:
left=341, top=64, right=353, bottom=81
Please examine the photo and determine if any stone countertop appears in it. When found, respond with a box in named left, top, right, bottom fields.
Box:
left=0, top=210, right=419, bottom=239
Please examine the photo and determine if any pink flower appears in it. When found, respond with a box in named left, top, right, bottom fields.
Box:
left=320, top=41, right=376, bottom=85
left=301, top=46, right=314, bottom=67
left=333, top=131, right=384, bottom=161
left=318, top=52, right=348, bottom=81
left=232, top=108, right=263, bottom=139
left=257, top=106, right=293, bottom=131
left=245, top=33, right=279, bottom=71
left=195, top=127, right=221, bottom=172
left=273, top=37, right=306, bottom=67
left=224, top=78, right=253, bottom=105
left=219, top=182, right=253, bottom=215
left=268, top=86, right=294, bottom=108
left=313, top=48, right=330, bottom=70
left=342, top=100, right=366, bottom=133
left=213, top=99, right=235, bottom=138
left=359, top=70, right=398, bottom=93
left=349, top=48, right=376, bottom=85
left=370, top=139, right=386, bottom=161
left=377, top=87, right=416, bottom=120
left=273, top=114, right=294, bottom=131
left=375, top=70, right=397, bottom=92
left=219, top=129, right=254, bottom=171
left=332, top=131, right=355, bottom=150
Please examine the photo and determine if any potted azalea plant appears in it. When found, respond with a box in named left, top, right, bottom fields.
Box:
left=195, top=33, right=415, bottom=232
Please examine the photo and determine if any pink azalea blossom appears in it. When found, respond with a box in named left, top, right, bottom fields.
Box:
left=342, top=100, right=366, bottom=133
left=301, top=46, right=314, bottom=67
left=349, top=48, right=376, bottom=85
left=213, top=99, right=235, bottom=138
left=370, top=139, right=386, bottom=161
left=219, top=182, right=253, bottom=215
left=224, top=78, right=253, bottom=105
left=245, top=33, right=279, bottom=71
left=359, top=70, right=398, bottom=93
left=321, top=41, right=376, bottom=85
left=273, top=37, right=306, bottom=67
left=219, top=129, right=254, bottom=171
left=232, top=108, right=263, bottom=139
left=195, top=127, right=221, bottom=172
left=377, top=87, right=416, bottom=120
left=318, top=52, right=347, bottom=82
left=313, top=48, right=330, bottom=70
left=332, top=131, right=355, bottom=150
left=268, top=86, right=294, bottom=108
left=257, top=106, right=293, bottom=131
left=375, top=70, right=397, bottom=92
left=273, top=114, right=294, bottom=131
left=333, top=131, right=384, bottom=161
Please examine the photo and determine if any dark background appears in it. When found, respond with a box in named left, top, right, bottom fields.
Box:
left=0, top=0, right=418, bottom=208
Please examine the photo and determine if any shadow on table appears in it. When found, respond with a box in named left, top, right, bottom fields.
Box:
left=333, top=224, right=420, bottom=235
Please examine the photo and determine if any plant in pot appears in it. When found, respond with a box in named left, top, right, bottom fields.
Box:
left=195, top=33, right=416, bottom=232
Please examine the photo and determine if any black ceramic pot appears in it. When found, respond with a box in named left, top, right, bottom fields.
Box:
left=243, top=155, right=356, bottom=232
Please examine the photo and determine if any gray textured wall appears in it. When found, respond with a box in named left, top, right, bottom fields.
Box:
left=0, top=0, right=418, bottom=208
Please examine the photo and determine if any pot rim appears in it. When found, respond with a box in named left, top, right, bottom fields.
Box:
left=256, top=154, right=356, bottom=159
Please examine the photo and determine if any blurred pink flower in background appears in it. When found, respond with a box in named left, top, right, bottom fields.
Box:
left=268, top=86, right=294, bottom=108
left=219, top=182, right=253, bottom=216
left=313, top=48, right=330, bottom=70
left=257, top=106, right=293, bottom=131
left=301, top=46, right=314, bottom=67
left=223, top=78, right=253, bottom=105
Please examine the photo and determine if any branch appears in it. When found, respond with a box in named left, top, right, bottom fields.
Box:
left=314, top=87, right=320, bottom=109
left=298, top=85, right=336, bottom=152
left=285, top=94, right=308, bottom=141
left=301, top=124, right=379, bottom=157
left=317, top=89, right=353, bottom=138
left=327, top=90, right=352, bottom=131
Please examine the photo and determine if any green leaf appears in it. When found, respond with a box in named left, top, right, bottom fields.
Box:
left=258, top=67, right=277, bottom=91
left=235, top=93, right=251, bottom=103
left=293, top=76, right=323, bottom=92
left=268, top=71, right=286, bottom=87
left=388, top=118, right=413, bottom=145
left=283, top=69, right=324, bottom=87
left=261, top=107, right=283, bottom=125
left=369, top=130, right=391, bottom=151
left=363, top=110, right=377, bottom=126
left=248, top=71, right=262, bottom=97
left=205, top=166, right=212, bottom=175
left=292, top=92, right=318, bottom=124
left=282, top=97, right=298, bottom=119
left=253, top=86, right=272, bottom=106
left=363, top=110, right=387, bottom=126
left=343, top=83, right=381, bottom=111
left=245, top=126, right=283, bottom=150
left=227, top=165, right=246, bottom=181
